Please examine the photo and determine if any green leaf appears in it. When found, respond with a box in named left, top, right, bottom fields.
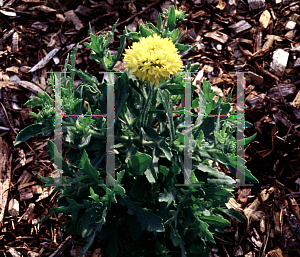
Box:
left=143, top=125, right=173, bottom=161
left=125, top=136, right=139, bottom=162
left=29, top=111, right=40, bottom=119
left=158, top=188, right=176, bottom=206
left=52, top=197, right=89, bottom=220
left=171, top=28, right=179, bottom=42
left=170, top=224, right=181, bottom=247
left=145, top=146, right=159, bottom=183
left=24, top=96, right=44, bottom=107
left=127, top=152, right=152, bottom=176
left=129, top=78, right=143, bottom=96
left=14, top=123, right=53, bottom=146
left=193, top=163, right=236, bottom=186
left=71, top=68, right=98, bottom=85
left=245, top=167, right=259, bottom=183
left=79, top=222, right=104, bottom=257
left=47, top=140, right=74, bottom=177
left=175, top=29, right=186, bottom=44
left=167, top=6, right=176, bottom=31
left=217, top=154, right=258, bottom=183
left=145, top=23, right=161, bottom=35
left=139, top=24, right=153, bottom=38
left=216, top=207, right=246, bottom=223
left=79, top=131, right=92, bottom=148
left=110, top=30, right=126, bottom=70
left=69, top=44, right=78, bottom=75
left=225, top=92, right=232, bottom=103
left=175, top=43, right=196, bottom=55
left=175, top=43, right=190, bottom=52
left=190, top=63, right=201, bottom=73
left=118, top=196, right=165, bottom=232
left=125, top=32, right=140, bottom=42
left=157, top=13, right=162, bottom=30
left=199, top=215, right=230, bottom=232
left=79, top=150, right=101, bottom=184
left=194, top=216, right=215, bottom=243
left=106, top=171, right=126, bottom=191
left=115, top=72, right=129, bottom=121
left=80, top=210, right=99, bottom=238
left=158, top=89, right=175, bottom=146
left=196, top=130, right=204, bottom=147
left=239, top=132, right=257, bottom=145
left=105, top=19, right=119, bottom=49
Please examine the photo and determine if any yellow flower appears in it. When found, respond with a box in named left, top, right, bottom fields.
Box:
left=123, top=34, right=183, bottom=85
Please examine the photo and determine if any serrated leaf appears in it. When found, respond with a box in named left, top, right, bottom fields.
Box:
left=143, top=125, right=173, bottom=161
left=194, top=217, right=215, bottom=243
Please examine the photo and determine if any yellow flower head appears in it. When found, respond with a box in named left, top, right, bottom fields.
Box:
left=123, top=34, right=183, bottom=85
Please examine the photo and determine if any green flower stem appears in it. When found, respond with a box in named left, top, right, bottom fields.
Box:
left=102, top=51, right=109, bottom=71
left=90, top=128, right=154, bottom=146
left=141, top=82, right=148, bottom=99
left=143, top=83, right=153, bottom=126
left=140, top=83, right=153, bottom=151
left=157, top=81, right=168, bottom=89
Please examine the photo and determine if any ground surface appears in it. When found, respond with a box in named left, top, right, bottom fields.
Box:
left=0, top=0, right=300, bottom=256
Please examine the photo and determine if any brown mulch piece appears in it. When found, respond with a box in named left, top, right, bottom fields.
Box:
left=0, top=0, right=300, bottom=256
